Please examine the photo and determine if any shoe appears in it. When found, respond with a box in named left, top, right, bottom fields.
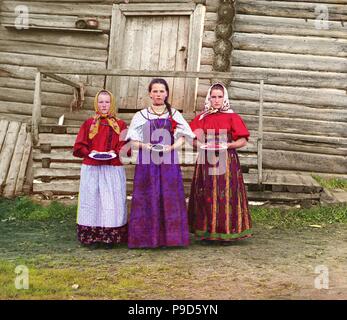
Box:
left=219, top=241, right=233, bottom=246
left=200, top=239, right=214, bottom=245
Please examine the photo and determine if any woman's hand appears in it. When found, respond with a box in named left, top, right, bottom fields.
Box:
left=227, top=138, right=247, bottom=149
left=162, top=145, right=173, bottom=153
left=142, top=143, right=153, bottom=150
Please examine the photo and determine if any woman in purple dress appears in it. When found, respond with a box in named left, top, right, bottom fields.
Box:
left=126, top=78, right=195, bottom=248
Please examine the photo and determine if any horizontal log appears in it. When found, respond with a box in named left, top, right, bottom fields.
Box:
left=0, top=25, right=109, bottom=48
left=0, top=64, right=89, bottom=84
left=231, top=50, right=347, bottom=73
left=1, top=13, right=110, bottom=31
left=1, top=1, right=112, bottom=16
left=0, top=52, right=106, bottom=70
left=263, top=150, right=347, bottom=174
left=227, top=81, right=347, bottom=110
left=246, top=191, right=320, bottom=202
left=232, top=32, right=347, bottom=58
left=226, top=67, right=347, bottom=90
left=0, top=77, right=100, bottom=96
left=0, top=39, right=107, bottom=62
left=235, top=14, right=347, bottom=39
left=229, top=100, right=347, bottom=122
left=263, top=132, right=347, bottom=156
left=0, top=87, right=95, bottom=108
left=236, top=0, right=347, bottom=21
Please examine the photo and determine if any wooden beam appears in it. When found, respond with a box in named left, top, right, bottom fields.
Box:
left=39, top=68, right=262, bottom=80
left=42, top=73, right=81, bottom=89
left=257, top=80, right=264, bottom=184
left=32, top=71, right=42, bottom=146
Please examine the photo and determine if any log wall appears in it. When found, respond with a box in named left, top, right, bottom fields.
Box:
left=0, top=0, right=346, bottom=176
left=0, top=0, right=111, bottom=125
left=198, top=0, right=347, bottom=174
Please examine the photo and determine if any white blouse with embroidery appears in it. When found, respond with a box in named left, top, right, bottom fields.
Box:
left=126, top=108, right=195, bottom=142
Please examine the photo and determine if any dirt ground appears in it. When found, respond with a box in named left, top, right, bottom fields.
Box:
left=1, top=217, right=346, bottom=300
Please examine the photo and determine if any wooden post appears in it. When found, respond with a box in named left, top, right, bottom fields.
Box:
left=257, top=80, right=264, bottom=184
left=32, top=71, right=42, bottom=146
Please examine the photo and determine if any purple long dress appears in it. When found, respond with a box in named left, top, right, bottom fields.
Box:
left=128, top=118, right=190, bottom=248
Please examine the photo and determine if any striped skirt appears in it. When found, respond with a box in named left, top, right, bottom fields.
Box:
left=188, top=149, right=252, bottom=242
left=77, top=164, right=128, bottom=244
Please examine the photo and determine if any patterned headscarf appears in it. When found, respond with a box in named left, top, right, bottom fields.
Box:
left=89, top=89, right=120, bottom=139
left=199, top=82, right=234, bottom=120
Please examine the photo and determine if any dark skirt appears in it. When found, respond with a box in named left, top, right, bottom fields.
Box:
left=77, top=224, right=128, bottom=244
left=188, top=148, right=252, bottom=241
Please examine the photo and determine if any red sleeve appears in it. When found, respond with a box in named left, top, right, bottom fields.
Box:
left=115, top=120, right=132, bottom=158
left=73, top=120, right=91, bottom=158
left=190, top=114, right=205, bottom=140
left=231, top=114, right=250, bottom=141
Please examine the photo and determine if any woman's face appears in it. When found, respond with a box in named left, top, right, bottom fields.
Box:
left=97, top=93, right=111, bottom=114
left=149, top=83, right=168, bottom=106
left=210, top=89, right=224, bottom=109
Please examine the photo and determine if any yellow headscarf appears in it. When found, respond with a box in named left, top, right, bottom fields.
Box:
left=89, top=89, right=121, bottom=139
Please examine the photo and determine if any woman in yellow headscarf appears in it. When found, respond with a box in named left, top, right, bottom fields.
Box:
left=73, top=89, right=130, bottom=249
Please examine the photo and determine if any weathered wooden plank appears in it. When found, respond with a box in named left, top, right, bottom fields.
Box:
left=227, top=81, right=347, bottom=110
left=172, top=16, right=190, bottom=109
left=136, top=17, right=158, bottom=109
left=2, top=123, right=27, bottom=197
left=231, top=50, right=347, bottom=73
left=0, top=121, right=21, bottom=191
left=0, top=77, right=100, bottom=96
left=236, top=0, right=347, bottom=21
left=247, top=191, right=320, bottom=202
left=15, top=132, right=32, bottom=196
left=1, top=1, right=112, bottom=16
left=0, top=40, right=107, bottom=62
left=0, top=119, right=10, bottom=151
left=185, top=4, right=205, bottom=112
left=0, top=25, right=109, bottom=48
left=158, top=16, right=179, bottom=106
left=38, top=134, right=77, bottom=147
left=235, top=14, right=347, bottom=39
left=1, top=13, right=110, bottom=31
left=263, top=133, right=347, bottom=156
left=118, top=3, right=195, bottom=12
left=232, top=33, right=347, bottom=58
left=0, top=52, right=105, bottom=70
left=228, top=100, right=347, bottom=123
left=0, top=87, right=94, bottom=108
left=263, top=150, right=347, bottom=174
left=223, top=67, right=347, bottom=90
left=127, top=17, right=145, bottom=109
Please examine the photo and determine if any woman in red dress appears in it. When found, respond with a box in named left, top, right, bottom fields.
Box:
left=188, top=83, right=252, bottom=244
left=73, top=89, right=129, bottom=248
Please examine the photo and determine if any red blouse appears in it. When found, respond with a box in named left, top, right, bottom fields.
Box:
left=73, top=117, right=130, bottom=166
left=190, top=112, right=250, bottom=142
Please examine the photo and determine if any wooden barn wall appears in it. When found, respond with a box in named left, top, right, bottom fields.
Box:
left=0, top=0, right=346, bottom=175
left=198, top=0, right=347, bottom=175
left=0, top=0, right=112, bottom=125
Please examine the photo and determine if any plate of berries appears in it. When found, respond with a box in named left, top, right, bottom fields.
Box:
left=89, top=151, right=117, bottom=160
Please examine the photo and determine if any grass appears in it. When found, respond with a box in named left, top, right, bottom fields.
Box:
left=0, top=196, right=346, bottom=299
left=251, top=203, right=347, bottom=228
left=312, top=175, right=347, bottom=191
